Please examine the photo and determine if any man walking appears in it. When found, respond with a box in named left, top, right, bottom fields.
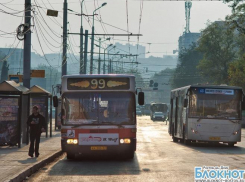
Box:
left=27, top=105, right=46, bottom=158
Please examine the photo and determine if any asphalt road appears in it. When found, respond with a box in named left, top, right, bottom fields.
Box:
left=26, top=116, right=245, bottom=182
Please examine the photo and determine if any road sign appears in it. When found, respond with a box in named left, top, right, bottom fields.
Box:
left=31, top=70, right=45, bottom=78
left=47, top=9, right=58, bottom=17
left=9, top=75, right=23, bottom=83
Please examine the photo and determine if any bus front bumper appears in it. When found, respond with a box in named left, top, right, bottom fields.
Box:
left=61, top=138, right=136, bottom=156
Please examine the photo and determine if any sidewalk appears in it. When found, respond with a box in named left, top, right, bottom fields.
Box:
left=0, top=129, right=62, bottom=182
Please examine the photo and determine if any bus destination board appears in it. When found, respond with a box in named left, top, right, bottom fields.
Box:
left=67, top=78, right=130, bottom=90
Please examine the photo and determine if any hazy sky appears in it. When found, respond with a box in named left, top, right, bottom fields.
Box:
left=0, top=0, right=232, bottom=58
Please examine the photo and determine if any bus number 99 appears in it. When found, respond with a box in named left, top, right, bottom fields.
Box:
left=91, top=79, right=105, bottom=89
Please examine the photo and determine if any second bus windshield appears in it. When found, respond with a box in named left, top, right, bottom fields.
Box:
left=62, top=92, right=135, bottom=125
left=189, top=89, right=241, bottom=119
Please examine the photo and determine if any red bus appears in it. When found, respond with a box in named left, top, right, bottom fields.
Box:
left=54, top=74, right=144, bottom=159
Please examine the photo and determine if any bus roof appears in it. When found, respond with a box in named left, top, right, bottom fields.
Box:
left=61, top=74, right=136, bottom=93
left=62, top=74, right=135, bottom=79
left=171, top=84, right=242, bottom=92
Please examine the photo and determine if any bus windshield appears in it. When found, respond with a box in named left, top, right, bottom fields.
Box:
left=62, top=92, right=135, bottom=125
left=151, top=104, right=168, bottom=113
left=189, top=90, right=241, bottom=119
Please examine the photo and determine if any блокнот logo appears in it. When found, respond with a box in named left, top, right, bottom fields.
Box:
left=195, top=166, right=245, bottom=182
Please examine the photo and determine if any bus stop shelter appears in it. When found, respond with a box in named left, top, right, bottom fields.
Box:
left=25, top=85, right=52, bottom=143
left=0, top=81, right=29, bottom=148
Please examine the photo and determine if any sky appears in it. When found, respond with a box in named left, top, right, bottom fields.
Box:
left=0, top=0, right=233, bottom=59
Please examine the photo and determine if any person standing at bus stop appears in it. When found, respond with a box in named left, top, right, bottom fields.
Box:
left=27, top=105, right=46, bottom=158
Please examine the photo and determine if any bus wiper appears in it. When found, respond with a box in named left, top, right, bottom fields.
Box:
left=101, top=121, right=124, bottom=128
left=197, top=117, right=202, bottom=122
left=72, top=120, right=99, bottom=128
left=101, top=121, right=114, bottom=124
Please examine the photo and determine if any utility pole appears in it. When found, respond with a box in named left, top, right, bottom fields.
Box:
left=79, top=0, right=84, bottom=74
left=98, top=38, right=101, bottom=74
left=62, top=0, right=68, bottom=76
left=84, top=30, right=88, bottom=74
left=23, top=0, right=31, bottom=88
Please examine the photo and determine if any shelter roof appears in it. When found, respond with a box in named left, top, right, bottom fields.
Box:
left=25, top=85, right=51, bottom=96
left=0, top=81, right=29, bottom=93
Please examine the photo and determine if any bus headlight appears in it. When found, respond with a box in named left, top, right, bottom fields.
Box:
left=120, top=138, right=131, bottom=144
left=233, top=130, right=239, bottom=135
left=67, top=139, right=78, bottom=144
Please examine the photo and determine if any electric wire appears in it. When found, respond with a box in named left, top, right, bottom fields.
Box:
left=34, top=15, right=62, bottom=50
left=126, top=0, right=131, bottom=64
left=33, top=18, right=62, bottom=69
left=33, top=0, right=61, bottom=38
left=38, top=0, right=62, bottom=27
left=136, top=0, right=144, bottom=61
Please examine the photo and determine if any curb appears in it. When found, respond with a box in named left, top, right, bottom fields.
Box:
left=7, top=150, right=63, bottom=182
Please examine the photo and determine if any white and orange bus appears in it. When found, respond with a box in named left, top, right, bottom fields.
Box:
left=53, top=74, right=144, bottom=159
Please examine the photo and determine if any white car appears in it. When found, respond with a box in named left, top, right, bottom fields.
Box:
left=152, top=112, right=165, bottom=121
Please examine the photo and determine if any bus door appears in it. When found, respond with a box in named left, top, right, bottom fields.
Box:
left=174, top=97, right=178, bottom=135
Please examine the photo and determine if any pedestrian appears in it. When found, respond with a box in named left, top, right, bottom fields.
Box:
left=27, top=105, right=46, bottom=158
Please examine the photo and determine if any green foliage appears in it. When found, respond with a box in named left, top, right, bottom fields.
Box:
left=171, top=43, right=205, bottom=89
left=225, top=1, right=245, bottom=34
left=223, top=0, right=244, bottom=12
left=228, top=54, right=245, bottom=90
left=197, top=22, right=236, bottom=84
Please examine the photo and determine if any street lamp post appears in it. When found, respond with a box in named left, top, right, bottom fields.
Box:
left=108, top=46, right=115, bottom=73
left=90, top=2, right=107, bottom=74
left=98, top=38, right=110, bottom=74
left=111, top=51, right=119, bottom=73
left=80, top=0, right=85, bottom=74
left=103, top=43, right=112, bottom=74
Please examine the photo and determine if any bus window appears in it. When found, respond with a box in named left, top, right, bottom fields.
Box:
left=189, top=91, right=241, bottom=119
left=62, top=92, right=135, bottom=125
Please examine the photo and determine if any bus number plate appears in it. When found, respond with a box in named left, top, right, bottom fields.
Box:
left=209, top=137, right=220, bottom=141
left=91, top=146, right=107, bottom=150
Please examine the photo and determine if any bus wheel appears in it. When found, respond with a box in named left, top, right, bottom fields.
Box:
left=228, top=143, right=235, bottom=147
left=173, top=136, right=178, bottom=142
left=67, top=153, right=75, bottom=160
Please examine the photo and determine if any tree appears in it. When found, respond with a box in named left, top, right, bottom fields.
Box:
left=197, top=21, right=236, bottom=84
left=228, top=54, right=245, bottom=90
left=171, top=43, right=205, bottom=89
left=225, top=2, right=245, bottom=35
left=153, top=68, right=175, bottom=87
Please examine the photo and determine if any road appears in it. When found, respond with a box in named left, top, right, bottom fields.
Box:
left=26, top=116, right=245, bottom=182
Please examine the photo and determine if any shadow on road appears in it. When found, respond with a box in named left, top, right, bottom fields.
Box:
left=48, top=154, right=141, bottom=176
left=172, top=140, right=245, bottom=154
left=18, top=157, right=37, bottom=164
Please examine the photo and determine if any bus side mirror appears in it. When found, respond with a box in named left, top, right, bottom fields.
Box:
left=184, top=99, right=188, bottom=108
left=53, top=96, right=58, bottom=107
left=242, top=101, right=245, bottom=110
left=138, top=92, right=144, bottom=106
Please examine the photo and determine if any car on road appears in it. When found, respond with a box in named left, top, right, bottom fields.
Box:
left=136, top=108, right=142, bottom=116
left=152, top=112, right=165, bottom=121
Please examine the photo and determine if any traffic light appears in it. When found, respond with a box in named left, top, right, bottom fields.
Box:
left=149, top=80, right=154, bottom=87
left=154, top=82, right=158, bottom=87
left=153, top=82, right=158, bottom=90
